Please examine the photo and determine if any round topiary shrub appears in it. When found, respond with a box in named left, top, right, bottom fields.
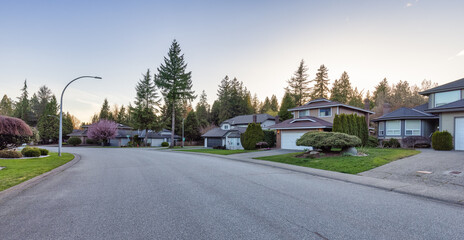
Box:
left=0, top=150, right=23, bottom=158
left=39, top=148, right=49, bottom=156
left=161, top=142, right=169, bottom=147
left=296, top=131, right=361, bottom=152
left=432, top=131, right=453, bottom=151
left=68, top=137, right=82, bottom=146
left=22, top=147, right=41, bottom=157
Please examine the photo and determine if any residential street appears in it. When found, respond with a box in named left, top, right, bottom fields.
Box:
left=1, top=148, right=464, bottom=239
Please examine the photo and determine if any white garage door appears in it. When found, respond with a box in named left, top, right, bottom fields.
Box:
left=281, top=131, right=312, bottom=150
left=455, top=118, right=464, bottom=151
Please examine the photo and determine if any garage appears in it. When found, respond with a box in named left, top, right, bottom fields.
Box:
left=281, top=130, right=311, bottom=150
left=206, top=137, right=223, bottom=148
left=455, top=118, right=464, bottom=151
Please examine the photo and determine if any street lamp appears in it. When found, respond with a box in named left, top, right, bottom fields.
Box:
left=58, top=76, right=102, bottom=156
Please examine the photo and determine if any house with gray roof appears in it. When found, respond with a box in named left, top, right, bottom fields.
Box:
left=202, top=114, right=275, bottom=149
left=269, top=98, right=374, bottom=150
left=373, top=77, right=464, bottom=150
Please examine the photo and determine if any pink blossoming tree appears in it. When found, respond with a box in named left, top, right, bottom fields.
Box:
left=87, top=120, right=118, bottom=146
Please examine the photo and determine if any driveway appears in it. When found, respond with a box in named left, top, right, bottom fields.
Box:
left=1, top=147, right=464, bottom=239
left=359, top=149, right=464, bottom=189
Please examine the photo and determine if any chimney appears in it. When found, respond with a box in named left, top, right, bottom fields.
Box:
left=382, top=103, right=391, bottom=116
left=275, top=116, right=280, bottom=124
left=364, top=98, right=370, bottom=111
left=253, top=114, right=257, bottom=123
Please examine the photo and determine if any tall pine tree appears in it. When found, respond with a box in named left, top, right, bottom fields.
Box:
left=195, top=90, right=210, bottom=128
left=285, top=59, right=311, bottom=106
left=278, top=92, right=295, bottom=121
left=311, top=64, right=330, bottom=99
left=99, top=99, right=111, bottom=120
left=330, top=71, right=352, bottom=103
left=0, top=95, right=14, bottom=116
left=155, top=39, right=195, bottom=147
left=14, top=80, right=32, bottom=124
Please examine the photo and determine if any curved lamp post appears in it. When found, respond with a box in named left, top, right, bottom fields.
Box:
left=59, top=76, right=102, bottom=156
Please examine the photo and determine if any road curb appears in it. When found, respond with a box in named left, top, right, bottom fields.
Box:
left=0, top=153, right=81, bottom=204
left=172, top=150, right=464, bottom=206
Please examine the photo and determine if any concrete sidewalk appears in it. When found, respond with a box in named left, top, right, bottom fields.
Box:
left=174, top=149, right=464, bottom=206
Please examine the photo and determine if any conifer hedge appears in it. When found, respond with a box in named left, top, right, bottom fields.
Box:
left=332, top=113, right=368, bottom=146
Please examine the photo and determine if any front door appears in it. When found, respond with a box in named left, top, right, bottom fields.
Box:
left=455, top=118, right=464, bottom=150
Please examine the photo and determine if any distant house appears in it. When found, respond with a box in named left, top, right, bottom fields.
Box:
left=202, top=114, right=276, bottom=149
left=269, top=98, right=374, bottom=150
left=373, top=77, right=464, bottom=150
left=67, top=123, right=133, bottom=147
left=139, top=129, right=181, bottom=147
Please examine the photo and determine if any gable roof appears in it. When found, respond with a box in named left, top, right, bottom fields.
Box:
left=372, top=107, right=438, bottom=122
left=424, top=99, right=464, bottom=113
left=222, top=114, right=275, bottom=125
left=288, top=98, right=374, bottom=114
left=419, top=78, right=464, bottom=95
left=201, top=127, right=246, bottom=138
left=82, top=123, right=132, bottom=130
left=268, top=116, right=333, bottom=130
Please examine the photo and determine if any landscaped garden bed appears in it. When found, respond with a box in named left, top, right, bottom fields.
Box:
left=176, top=149, right=258, bottom=155
left=254, top=148, right=419, bottom=174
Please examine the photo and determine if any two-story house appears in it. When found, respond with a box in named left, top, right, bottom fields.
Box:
left=269, top=98, right=374, bottom=150
left=202, top=114, right=276, bottom=149
left=373, top=77, right=464, bottom=150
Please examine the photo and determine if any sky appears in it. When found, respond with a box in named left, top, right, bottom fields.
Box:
left=1, top=0, right=464, bottom=122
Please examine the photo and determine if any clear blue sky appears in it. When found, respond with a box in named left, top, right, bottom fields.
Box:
left=1, top=0, right=464, bottom=122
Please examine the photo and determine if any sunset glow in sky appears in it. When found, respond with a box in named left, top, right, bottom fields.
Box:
left=1, top=0, right=463, bottom=122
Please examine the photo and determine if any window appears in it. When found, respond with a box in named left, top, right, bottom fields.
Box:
left=319, top=108, right=332, bottom=117
left=299, top=110, right=309, bottom=117
left=405, top=120, right=421, bottom=136
left=379, top=122, right=385, bottom=135
left=435, top=90, right=460, bottom=107
left=386, top=120, right=401, bottom=136
left=223, top=124, right=229, bottom=130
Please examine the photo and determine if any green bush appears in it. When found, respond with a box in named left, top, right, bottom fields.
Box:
left=161, top=142, right=169, bottom=147
left=333, top=113, right=368, bottom=146
left=366, top=136, right=379, bottom=147
left=39, top=148, right=49, bottom=155
left=240, top=123, right=264, bottom=150
left=22, top=147, right=41, bottom=157
left=263, top=130, right=276, bottom=148
left=296, top=131, right=361, bottom=152
left=68, top=137, right=82, bottom=146
left=383, top=138, right=400, bottom=148
left=86, top=139, right=97, bottom=145
left=0, top=150, right=23, bottom=158
left=432, top=131, right=453, bottom=151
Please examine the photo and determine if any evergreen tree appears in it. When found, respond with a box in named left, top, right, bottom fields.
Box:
left=99, top=99, right=111, bottom=120
left=251, top=93, right=260, bottom=114
left=373, top=78, right=391, bottom=108
left=240, top=123, right=264, bottom=150
left=260, top=97, right=271, bottom=113
left=330, top=71, right=352, bottom=103
left=285, top=59, right=311, bottom=106
left=215, top=76, right=252, bottom=122
left=270, top=95, right=279, bottom=112
left=14, top=80, right=32, bottom=124
left=117, top=105, right=127, bottom=124
left=155, top=40, right=195, bottom=147
left=132, top=69, right=160, bottom=145
left=195, top=90, right=210, bottom=128
left=278, top=92, right=295, bottom=121
left=31, top=85, right=52, bottom=124
left=37, top=96, right=59, bottom=143
left=184, top=110, right=201, bottom=141
left=332, top=114, right=340, bottom=132
left=0, top=94, right=14, bottom=116
left=348, top=87, right=364, bottom=108
left=311, top=64, right=330, bottom=99
left=210, top=100, right=221, bottom=125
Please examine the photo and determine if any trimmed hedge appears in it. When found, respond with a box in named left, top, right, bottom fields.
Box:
left=296, top=131, right=361, bottom=152
left=39, top=148, right=49, bottom=156
left=432, top=131, right=453, bottom=151
left=333, top=114, right=368, bottom=146
left=263, top=130, right=276, bottom=148
left=68, top=137, right=82, bottom=146
left=0, top=150, right=23, bottom=158
left=21, top=147, right=41, bottom=157
left=240, top=123, right=264, bottom=150
left=366, top=136, right=379, bottom=147
left=161, top=142, right=169, bottom=147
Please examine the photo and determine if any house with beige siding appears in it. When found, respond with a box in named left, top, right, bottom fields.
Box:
left=269, top=99, right=374, bottom=150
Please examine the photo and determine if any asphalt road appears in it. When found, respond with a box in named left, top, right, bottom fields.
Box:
left=1, top=147, right=464, bottom=240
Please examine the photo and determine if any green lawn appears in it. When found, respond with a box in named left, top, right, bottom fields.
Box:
left=0, top=152, right=74, bottom=192
left=254, top=148, right=420, bottom=174
left=177, top=149, right=258, bottom=155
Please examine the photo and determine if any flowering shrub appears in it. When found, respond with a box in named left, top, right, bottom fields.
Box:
left=0, top=115, right=33, bottom=150
left=87, top=120, right=118, bottom=146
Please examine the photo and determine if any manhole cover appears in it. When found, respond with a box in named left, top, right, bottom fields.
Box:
left=450, top=171, right=462, bottom=175
left=416, top=171, right=432, bottom=174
